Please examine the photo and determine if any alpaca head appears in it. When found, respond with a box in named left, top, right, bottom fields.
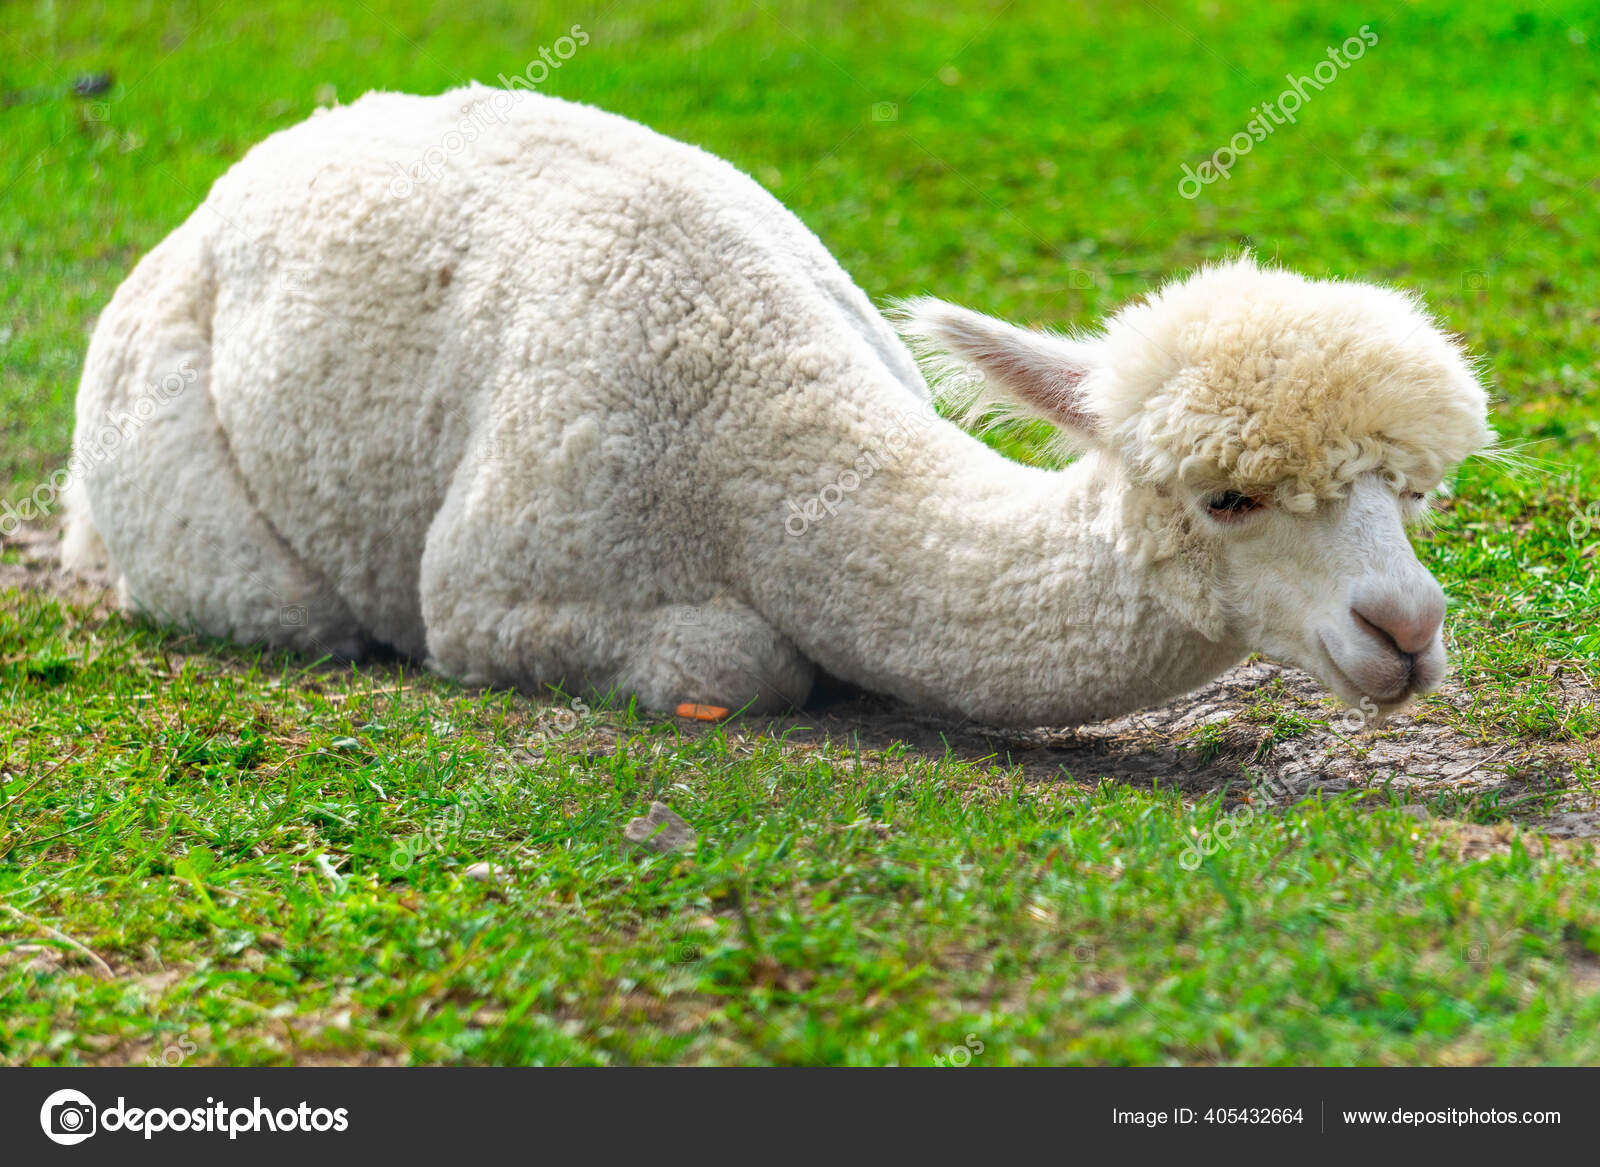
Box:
left=898, top=256, right=1493, bottom=714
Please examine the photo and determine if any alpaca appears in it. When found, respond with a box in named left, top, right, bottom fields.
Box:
left=63, top=87, right=1492, bottom=728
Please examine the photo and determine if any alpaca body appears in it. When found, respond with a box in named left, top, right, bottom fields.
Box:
left=67, top=89, right=1488, bottom=726
left=67, top=88, right=1232, bottom=723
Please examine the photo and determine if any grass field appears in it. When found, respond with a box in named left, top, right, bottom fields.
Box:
left=2, top=0, right=1598, bottom=1065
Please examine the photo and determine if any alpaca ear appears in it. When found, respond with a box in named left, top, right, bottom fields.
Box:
left=894, top=298, right=1103, bottom=439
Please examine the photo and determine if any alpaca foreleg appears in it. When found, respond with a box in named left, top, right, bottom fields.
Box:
left=619, top=597, right=816, bottom=715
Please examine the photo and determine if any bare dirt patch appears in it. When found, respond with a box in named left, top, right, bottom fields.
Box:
left=741, top=659, right=1598, bottom=830
left=0, top=520, right=114, bottom=607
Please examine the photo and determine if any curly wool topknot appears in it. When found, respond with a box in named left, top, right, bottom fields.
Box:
left=1084, top=256, right=1494, bottom=510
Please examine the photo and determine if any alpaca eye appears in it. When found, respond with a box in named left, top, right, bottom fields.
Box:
left=1405, top=491, right=1427, bottom=502
left=1204, top=491, right=1263, bottom=520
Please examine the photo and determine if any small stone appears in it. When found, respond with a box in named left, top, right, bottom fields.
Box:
left=624, top=802, right=697, bottom=855
left=1397, top=804, right=1431, bottom=823
left=329, top=736, right=361, bottom=751
left=72, top=73, right=114, bottom=97
left=463, top=861, right=507, bottom=883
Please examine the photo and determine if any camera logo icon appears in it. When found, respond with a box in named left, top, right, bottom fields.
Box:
left=40, top=1088, right=97, bottom=1145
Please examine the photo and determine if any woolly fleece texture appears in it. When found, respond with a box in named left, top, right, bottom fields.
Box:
left=65, top=88, right=1491, bottom=727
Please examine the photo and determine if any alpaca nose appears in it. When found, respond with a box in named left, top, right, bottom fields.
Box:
left=1351, top=586, right=1445, bottom=658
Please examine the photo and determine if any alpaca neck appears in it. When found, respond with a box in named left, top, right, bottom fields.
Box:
left=735, top=407, right=1244, bottom=726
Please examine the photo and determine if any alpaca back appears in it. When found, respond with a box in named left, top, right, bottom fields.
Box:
left=72, top=88, right=929, bottom=657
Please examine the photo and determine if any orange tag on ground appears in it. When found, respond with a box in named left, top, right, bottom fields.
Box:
left=675, top=703, right=730, bottom=721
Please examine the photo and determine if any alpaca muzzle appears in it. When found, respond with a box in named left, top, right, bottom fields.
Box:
left=1318, top=574, right=1448, bottom=706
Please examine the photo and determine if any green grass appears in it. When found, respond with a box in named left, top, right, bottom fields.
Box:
left=2, top=0, right=1599, bottom=1064
left=4, top=597, right=1600, bottom=1065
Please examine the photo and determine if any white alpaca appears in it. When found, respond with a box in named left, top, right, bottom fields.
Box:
left=64, top=87, right=1491, bottom=727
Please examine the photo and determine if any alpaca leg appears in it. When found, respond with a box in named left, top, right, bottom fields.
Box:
left=618, top=598, right=816, bottom=714
left=419, top=460, right=813, bottom=712
left=422, top=585, right=813, bottom=715
left=68, top=228, right=367, bottom=658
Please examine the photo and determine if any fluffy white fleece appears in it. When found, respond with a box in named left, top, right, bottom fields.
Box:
left=65, top=87, right=1491, bottom=727
left=1076, top=259, right=1489, bottom=511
